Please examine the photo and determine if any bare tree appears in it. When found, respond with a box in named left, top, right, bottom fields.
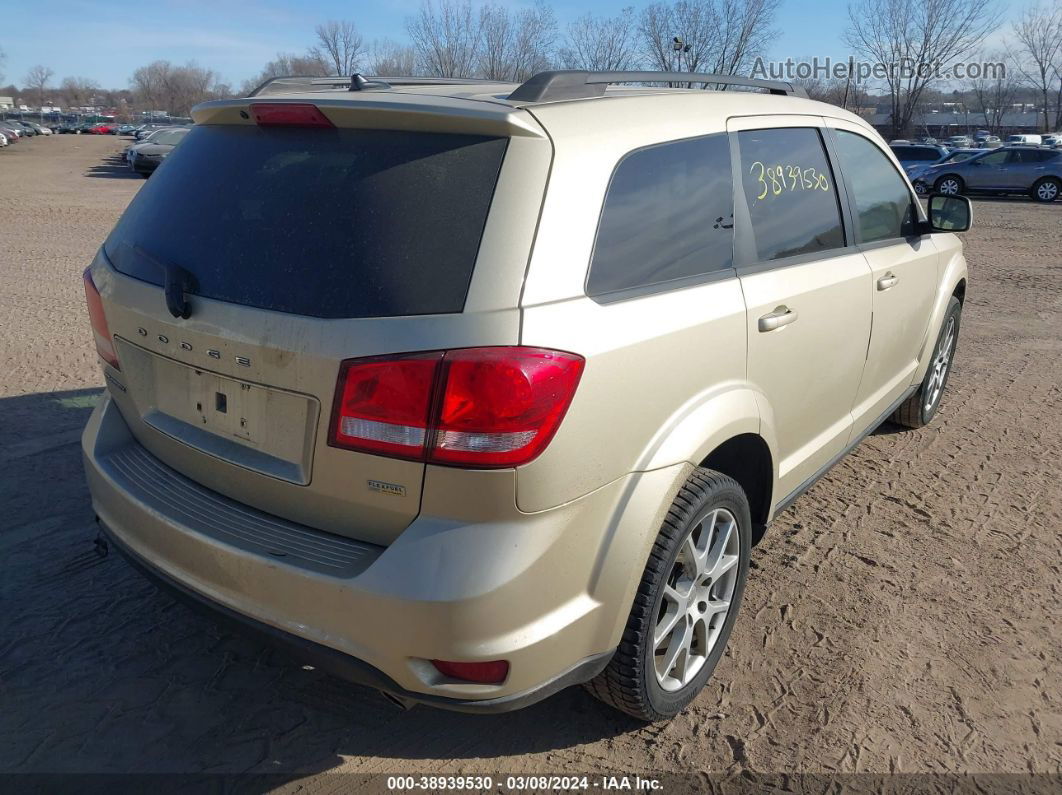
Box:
left=58, top=76, right=101, bottom=108
left=407, top=0, right=482, bottom=78
left=559, top=7, right=641, bottom=71
left=478, top=1, right=556, bottom=81
left=641, top=1, right=716, bottom=75
left=130, top=60, right=223, bottom=116
left=24, top=64, right=54, bottom=108
left=368, top=39, right=418, bottom=77
left=967, top=49, right=1021, bottom=133
left=712, top=0, right=781, bottom=75
left=846, top=0, right=1002, bottom=139
left=311, top=20, right=364, bottom=76
left=1012, top=2, right=1062, bottom=132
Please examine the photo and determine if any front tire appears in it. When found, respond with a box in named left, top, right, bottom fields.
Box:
left=585, top=469, right=751, bottom=721
left=892, top=296, right=961, bottom=429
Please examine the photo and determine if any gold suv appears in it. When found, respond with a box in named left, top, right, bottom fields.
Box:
left=82, top=71, right=971, bottom=720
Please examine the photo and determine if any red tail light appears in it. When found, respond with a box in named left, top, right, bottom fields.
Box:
left=328, top=347, right=584, bottom=468
left=83, top=268, right=120, bottom=370
left=250, top=103, right=334, bottom=128
left=431, top=659, right=510, bottom=684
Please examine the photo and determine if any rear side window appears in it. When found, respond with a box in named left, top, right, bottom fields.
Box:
left=737, top=128, right=844, bottom=262
left=105, top=125, right=507, bottom=318
left=833, top=130, right=916, bottom=243
left=891, top=146, right=913, bottom=159
left=587, top=133, right=734, bottom=299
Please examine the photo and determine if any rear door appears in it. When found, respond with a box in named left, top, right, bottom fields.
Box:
left=729, top=116, right=872, bottom=500
left=825, top=120, right=939, bottom=430
left=92, top=104, right=551, bottom=545
left=1000, top=148, right=1059, bottom=190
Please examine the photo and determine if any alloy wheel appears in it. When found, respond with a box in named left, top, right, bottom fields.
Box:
left=924, top=316, right=956, bottom=412
left=652, top=508, right=740, bottom=692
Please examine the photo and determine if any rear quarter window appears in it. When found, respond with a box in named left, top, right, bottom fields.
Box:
left=587, top=133, right=734, bottom=299
left=105, top=125, right=508, bottom=319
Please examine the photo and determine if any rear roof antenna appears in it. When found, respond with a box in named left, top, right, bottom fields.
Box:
left=349, top=74, right=391, bottom=92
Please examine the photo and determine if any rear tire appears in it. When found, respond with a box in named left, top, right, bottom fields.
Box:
left=1031, top=177, right=1060, bottom=203
left=934, top=175, right=964, bottom=196
left=585, top=469, right=751, bottom=721
left=892, top=296, right=961, bottom=429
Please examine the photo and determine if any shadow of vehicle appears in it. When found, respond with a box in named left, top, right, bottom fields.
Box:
left=85, top=153, right=139, bottom=180
left=0, top=389, right=638, bottom=782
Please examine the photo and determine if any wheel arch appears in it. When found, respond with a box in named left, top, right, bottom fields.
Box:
left=699, top=434, right=774, bottom=544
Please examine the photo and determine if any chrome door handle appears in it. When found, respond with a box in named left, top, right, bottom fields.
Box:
left=877, top=273, right=899, bottom=290
left=758, top=306, right=798, bottom=332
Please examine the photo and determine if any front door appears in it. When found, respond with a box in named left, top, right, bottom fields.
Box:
left=826, top=121, right=939, bottom=430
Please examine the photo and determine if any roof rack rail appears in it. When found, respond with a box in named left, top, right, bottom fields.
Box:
left=247, top=74, right=506, bottom=98
left=508, top=70, right=807, bottom=103
left=247, top=75, right=355, bottom=97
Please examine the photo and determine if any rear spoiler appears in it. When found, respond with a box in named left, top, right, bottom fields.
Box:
left=191, top=96, right=547, bottom=139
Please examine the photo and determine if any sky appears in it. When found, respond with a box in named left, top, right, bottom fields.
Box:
left=0, top=0, right=1016, bottom=91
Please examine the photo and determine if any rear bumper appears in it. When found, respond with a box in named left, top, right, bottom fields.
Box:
left=98, top=521, right=610, bottom=713
left=82, top=394, right=678, bottom=711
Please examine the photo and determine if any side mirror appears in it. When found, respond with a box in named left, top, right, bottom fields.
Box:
left=926, top=194, right=972, bottom=233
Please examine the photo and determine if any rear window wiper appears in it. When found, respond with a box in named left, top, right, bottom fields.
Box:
left=133, top=245, right=198, bottom=319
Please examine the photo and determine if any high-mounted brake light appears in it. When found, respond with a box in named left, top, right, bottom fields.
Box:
left=83, top=268, right=120, bottom=370
left=328, top=347, right=584, bottom=469
left=249, top=103, right=334, bottom=128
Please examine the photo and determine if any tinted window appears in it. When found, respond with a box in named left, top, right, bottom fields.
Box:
left=834, top=130, right=916, bottom=243
left=737, top=128, right=844, bottom=261
left=891, top=146, right=914, bottom=159
left=587, top=133, right=733, bottom=298
left=106, top=125, right=507, bottom=318
left=914, top=148, right=942, bottom=161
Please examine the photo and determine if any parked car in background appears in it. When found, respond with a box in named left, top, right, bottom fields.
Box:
left=27, top=122, right=52, bottom=135
left=944, top=135, right=973, bottom=148
left=82, top=70, right=971, bottom=722
left=0, top=124, right=22, bottom=142
left=1042, top=134, right=1061, bottom=147
left=907, top=148, right=984, bottom=193
left=1005, top=134, right=1041, bottom=145
left=7, top=121, right=37, bottom=137
left=134, top=124, right=171, bottom=141
left=0, top=131, right=7, bottom=147
left=927, top=145, right=1062, bottom=202
left=129, top=127, right=190, bottom=176
left=890, top=143, right=949, bottom=170
left=117, top=124, right=139, bottom=136
left=125, top=127, right=178, bottom=164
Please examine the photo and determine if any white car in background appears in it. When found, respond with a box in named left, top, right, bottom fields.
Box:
left=0, top=131, right=8, bottom=147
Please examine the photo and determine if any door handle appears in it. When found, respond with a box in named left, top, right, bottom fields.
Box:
left=758, top=306, right=798, bottom=332
left=877, top=273, right=899, bottom=291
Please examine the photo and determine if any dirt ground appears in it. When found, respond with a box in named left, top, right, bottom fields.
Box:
left=1, top=134, right=1060, bottom=786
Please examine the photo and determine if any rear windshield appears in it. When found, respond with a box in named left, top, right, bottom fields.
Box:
left=105, top=124, right=508, bottom=318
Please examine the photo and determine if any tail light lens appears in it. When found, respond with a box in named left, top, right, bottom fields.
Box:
left=83, top=268, right=120, bottom=370
left=328, top=347, right=584, bottom=469
left=431, top=659, right=510, bottom=684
